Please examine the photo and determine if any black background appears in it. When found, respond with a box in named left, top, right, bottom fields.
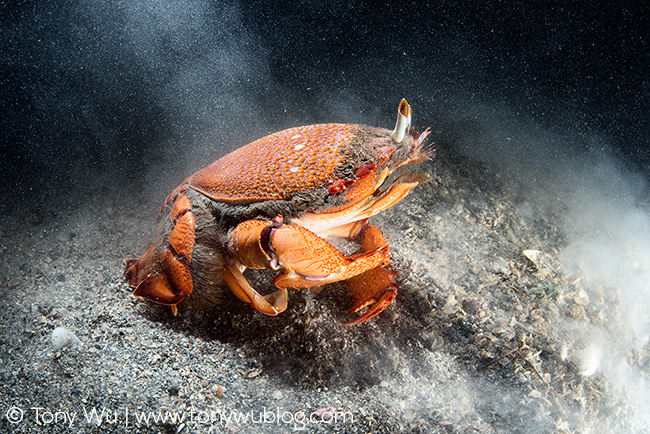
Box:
left=2, top=0, right=648, bottom=210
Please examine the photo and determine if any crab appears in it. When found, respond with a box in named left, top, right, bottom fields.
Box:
left=124, top=99, right=432, bottom=325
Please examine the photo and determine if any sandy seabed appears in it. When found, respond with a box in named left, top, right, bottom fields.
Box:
left=0, top=147, right=646, bottom=434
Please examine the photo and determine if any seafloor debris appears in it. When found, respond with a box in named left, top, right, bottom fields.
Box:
left=51, top=327, right=81, bottom=351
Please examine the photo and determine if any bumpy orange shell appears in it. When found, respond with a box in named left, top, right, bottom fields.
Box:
left=189, top=124, right=355, bottom=202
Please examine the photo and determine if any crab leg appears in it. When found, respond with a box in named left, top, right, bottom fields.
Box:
left=125, top=192, right=197, bottom=315
left=222, top=264, right=288, bottom=315
left=324, top=219, right=400, bottom=325
left=344, top=268, right=399, bottom=326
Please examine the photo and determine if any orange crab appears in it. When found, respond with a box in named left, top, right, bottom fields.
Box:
left=124, top=99, right=431, bottom=325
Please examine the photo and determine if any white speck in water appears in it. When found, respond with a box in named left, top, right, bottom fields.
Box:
left=294, top=144, right=305, bottom=150
left=289, top=167, right=299, bottom=173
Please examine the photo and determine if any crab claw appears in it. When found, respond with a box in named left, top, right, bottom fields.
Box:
left=230, top=216, right=401, bottom=324
left=336, top=220, right=400, bottom=325
left=344, top=267, right=399, bottom=326
left=233, top=218, right=390, bottom=290
left=227, top=217, right=289, bottom=315
left=229, top=217, right=392, bottom=320
left=269, top=224, right=389, bottom=290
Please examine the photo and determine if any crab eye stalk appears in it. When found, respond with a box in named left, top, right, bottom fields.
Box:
left=391, top=99, right=412, bottom=143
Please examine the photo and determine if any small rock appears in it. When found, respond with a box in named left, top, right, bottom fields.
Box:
left=573, top=288, right=590, bottom=306
left=443, top=294, right=457, bottom=314
left=462, top=298, right=481, bottom=315
left=211, top=384, right=224, bottom=398
left=168, top=382, right=181, bottom=396
left=523, top=249, right=541, bottom=265
left=51, top=327, right=81, bottom=351
left=272, top=390, right=283, bottom=399
left=528, top=389, right=542, bottom=399
left=313, top=407, right=335, bottom=421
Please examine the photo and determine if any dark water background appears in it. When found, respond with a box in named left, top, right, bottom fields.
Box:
left=2, top=1, right=648, bottom=212
left=2, top=3, right=650, bottom=431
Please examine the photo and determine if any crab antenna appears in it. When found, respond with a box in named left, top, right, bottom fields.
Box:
left=391, top=99, right=412, bottom=143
